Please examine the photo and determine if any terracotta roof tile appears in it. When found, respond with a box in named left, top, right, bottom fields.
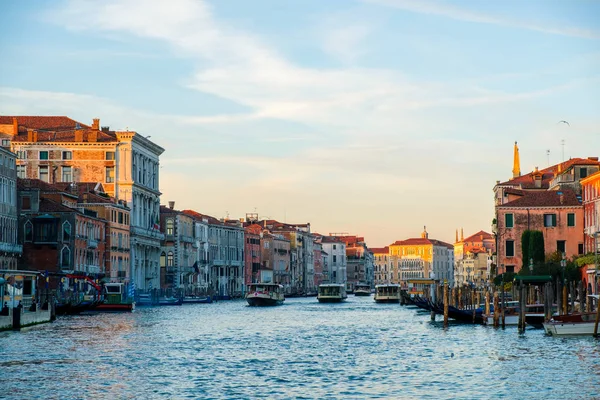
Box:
left=498, top=188, right=581, bottom=208
left=38, top=198, right=77, bottom=213
left=462, top=230, right=493, bottom=243
left=0, top=116, right=89, bottom=131
left=370, top=247, right=389, bottom=254
left=498, top=158, right=600, bottom=189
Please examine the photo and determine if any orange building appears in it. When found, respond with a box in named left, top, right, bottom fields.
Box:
left=581, top=171, right=600, bottom=295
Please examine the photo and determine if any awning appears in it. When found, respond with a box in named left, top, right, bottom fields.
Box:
left=513, top=275, right=553, bottom=284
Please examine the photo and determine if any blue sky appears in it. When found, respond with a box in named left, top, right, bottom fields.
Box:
left=1, top=0, right=599, bottom=246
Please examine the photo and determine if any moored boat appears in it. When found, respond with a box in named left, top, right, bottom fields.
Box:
left=182, top=295, right=212, bottom=304
left=354, top=283, right=371, bottom=296
left=94, top=283, right=135, bottom=312
left=317, top=284, right=347, bottom=303
left=543, top=312, right=599, bottom=336
left=246, top=283, right=285, bottom=306
left=374, top=284, right=401, bottom=303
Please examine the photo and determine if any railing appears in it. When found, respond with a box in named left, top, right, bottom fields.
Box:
left=87, top=238, right=98, bottom=249
left=0, top=243, right=22, bottom=254
left=549, top=174, right=575, bottom=188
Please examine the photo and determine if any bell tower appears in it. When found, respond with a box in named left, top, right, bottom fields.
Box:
left=512, top=141, right=521, bottom=178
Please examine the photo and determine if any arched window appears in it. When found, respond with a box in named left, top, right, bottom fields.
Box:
left=24, top=220, right=33, bottom=242
left=61, top=247, right=71, bottom=268
left=167, top=251, right=173, bottom=267
left=160, top=252, right=166, bottom=268
left=63, top=221, right=71, bottom=242
left=166, top=219, right=174, bottom=236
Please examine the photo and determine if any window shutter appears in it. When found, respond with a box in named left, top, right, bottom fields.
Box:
left=552, top=214, right=556, bottom=227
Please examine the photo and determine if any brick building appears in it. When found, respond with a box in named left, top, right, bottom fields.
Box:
left=0, top=146, right=21, bottom=269
left=0, top=116, right=165, bottom=291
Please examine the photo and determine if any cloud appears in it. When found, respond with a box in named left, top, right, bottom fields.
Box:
left=364, top=0, right=600, bottom=40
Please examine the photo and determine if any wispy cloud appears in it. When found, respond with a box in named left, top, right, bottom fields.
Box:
left=364, top=0, right=600, bottom=40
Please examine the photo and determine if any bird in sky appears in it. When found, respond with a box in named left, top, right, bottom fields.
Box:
left=558, top=120, right=570, bottom=126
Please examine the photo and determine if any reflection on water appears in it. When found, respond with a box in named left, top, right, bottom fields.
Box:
left=1, top=297, right=599, bottom=399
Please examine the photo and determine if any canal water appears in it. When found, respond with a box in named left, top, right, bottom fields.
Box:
left=1, top=297, right=599, bottom=399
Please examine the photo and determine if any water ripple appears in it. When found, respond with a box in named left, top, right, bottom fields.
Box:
left=1, top=297, right=599, bottom=399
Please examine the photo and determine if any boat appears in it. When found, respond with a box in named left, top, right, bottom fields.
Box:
left=182, top=295, right=212, bottom=304
left=483, top=303, right=550, bottom=327
left=354, top=283, right=371, bottom=296
left=317, top=284, right=347, bottom=303
left=136, top=293, right=156, bottom=307
left=246, top=283, right=285, bottom=306
left=94, top=283, right=135, bottom=312
left=374, top=284, right=401, bottom=303
left=543, top=312, right=600, bottom=336
left=158, top=296, right=183, bottom=306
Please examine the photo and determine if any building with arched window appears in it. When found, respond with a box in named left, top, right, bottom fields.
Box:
left=0, top=145, right=21, bottom=270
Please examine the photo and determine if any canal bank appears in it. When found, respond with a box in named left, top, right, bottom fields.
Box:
left=1, top=297, right=599, bottom=399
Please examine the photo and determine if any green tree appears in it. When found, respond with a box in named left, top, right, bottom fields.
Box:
left=521, top=230, right=531, bottom=268
left=529, top=230, right=545, bottom=265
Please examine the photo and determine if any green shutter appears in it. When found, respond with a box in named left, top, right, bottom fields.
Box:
left=567, top=213, right=575, bottom=227
left=505, top=214, right=514, bottom=228
left=551, top=214, right=557, bottom=227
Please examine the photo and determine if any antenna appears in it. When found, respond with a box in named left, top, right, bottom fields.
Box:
left=561, top=139, right=565, bottom=162
left=546, top=149, right=550, bottom=166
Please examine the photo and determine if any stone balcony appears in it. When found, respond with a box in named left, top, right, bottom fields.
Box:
left=0, top=242, right=22, bottom=254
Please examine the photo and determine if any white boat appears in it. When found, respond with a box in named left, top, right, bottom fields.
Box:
left=354, top=283, right=371, bottom=296
left=317, top=284, right=347, bottom=303
left=543, top=312, right=599, bottom=336
left=374, top=284, right=401, bottom=303
left=246, top=283, right=285, bottom=306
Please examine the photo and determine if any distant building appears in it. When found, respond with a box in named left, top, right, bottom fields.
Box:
left=0, top=146, right=20, bottom=269
left=389, top=227, right=454, bottom=286
left=453, top=229, right=495, bottom=286
left=244, top=224, right=262, bottom=284
left=371, top=247, right=390, bottom=285
left=581, top=170, right=600, bottom=295
left=333, top=235, right=374, bottom=290
left=317, top=235, right=347, bottom=286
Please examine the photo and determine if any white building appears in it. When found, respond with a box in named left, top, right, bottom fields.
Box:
left=320, top=236, right=347, bottom=286
left=0, top=146, right=21, bottom=270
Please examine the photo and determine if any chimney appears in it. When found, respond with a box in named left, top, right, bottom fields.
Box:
left=588, top=157, right=599, bottom=161
left=12, top=117, right=18, bottom=136
left=88, top=130, right=97, bottom=142
left=101, top=126, right=110, bottom=132
left=559, top=194, right=564, bottom=205
left=27, top=129, right=38, bottom=142
left=92, top=118, right=100, bottom=130
left=168, top=201, right=175, bottom=210
left=75, top=129, right=84, bottom=142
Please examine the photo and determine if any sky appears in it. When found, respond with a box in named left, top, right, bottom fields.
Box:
left=1, top=0, right=599, bottom=247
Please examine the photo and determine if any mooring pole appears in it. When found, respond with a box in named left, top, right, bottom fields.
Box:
left=443, top=280, right=449, bottom=328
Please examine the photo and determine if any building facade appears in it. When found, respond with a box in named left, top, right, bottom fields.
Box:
left=372, top=247, right=390, bottom=285
left=0, top=146, right=20, bottom=269
left=319, top=236, right=347, bottom=286
left=2, top=116, right=165, bottom=291
left=453, top=230, right=495, bottom=286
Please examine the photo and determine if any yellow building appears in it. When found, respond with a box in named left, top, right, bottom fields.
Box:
left=389, top=227, right=454, bottom=285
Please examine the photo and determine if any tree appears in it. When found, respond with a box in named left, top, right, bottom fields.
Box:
left=521, top=230, right=531, bottom=268
left=528, top=230, right=545, bottom=265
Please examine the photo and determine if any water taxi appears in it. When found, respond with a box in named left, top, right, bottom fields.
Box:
left=94, top=283, right=135, bottom=312
left=374, top=284, right=401, bottom=303
left=317, top=284, right=347, bottom=303
left=246, top=283, right=285, bottom=306
left=354, top=283, right=371, bottom=296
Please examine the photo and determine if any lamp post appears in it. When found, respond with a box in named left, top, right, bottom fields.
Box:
left=560, top=252, right=567, bottom=315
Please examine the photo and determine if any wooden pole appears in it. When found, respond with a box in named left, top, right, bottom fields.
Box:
left=518, top=282, right=526, bottom=333
left=431, top=283, right=436, bottom=321
left=493, top=290, right=499, bottom=327
left=562, top=282, right=568, bottom=315
left=501, top=283, right=506, bottom=328
left=594, top=296, right=600, bottom=337
left=443, top=281, right=449, bottom=328
left=570, top=282, right=575, bottom=313
left=485, top=291, right=490, bottom=315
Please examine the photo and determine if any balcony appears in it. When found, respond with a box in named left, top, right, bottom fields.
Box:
left=0, top=242, right=22, bottom=254
left=87, top=238, right=98, bottom=249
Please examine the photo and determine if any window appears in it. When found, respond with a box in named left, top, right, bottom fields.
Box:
left=21, top=196, right=31, bottom=210
left=505, top=240, right=515, bottom=257
left=39, top=166, right=49, bottom=182
left=17, top=165, right=26, bottom=179
left=61, top=247, right=70, bottom=268
left=63, top=221, right=71, bottom=241
left=106, top=151, right=115, bottom=160
left=62, top=166, right=72, bottom=182
left=39, top=151, right=48, bottom=160
left=557, top=240, right=566, bottom=254
left=105, top=166, right=115, bottom=183
left=580, top=168, right=588, bottom=179
left=505, top=213, right=514, bottom=228
left=333, top=244, right=337, bottom=250
left=160, top=252, right=166, bottom=268
left=543, top=214, right=556, bottom=227
left=333, top=255, right=337, bottom=263
left=1, top=139, right=9, bottom=146
left=567, top=213, right=575, bottom=227
left=16, top=150, right=26, bottom=159
left=578, top=243, right=584, bottom=255
left=167, top=251, right=174, bottom=267
left=62, top=151, right=72, bottom=160
left=24, top=221, right=33, bottom=242
left=166, top=219, right=174, bottom=235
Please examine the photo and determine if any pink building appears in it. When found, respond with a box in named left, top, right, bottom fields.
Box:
left=313, top=241, right=324, bottom=287
left=244, top=224, right=262, bottom=285
left=581, top=171, right=600, bottom=294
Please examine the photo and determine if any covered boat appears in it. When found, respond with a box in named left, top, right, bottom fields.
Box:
left=374, top=284, right=401, bottom=303
left=317, top=284, right=347, bottom=303
left=354, top=283, right=371, bottom=296
left=246, top=283, right=285, bottom=306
